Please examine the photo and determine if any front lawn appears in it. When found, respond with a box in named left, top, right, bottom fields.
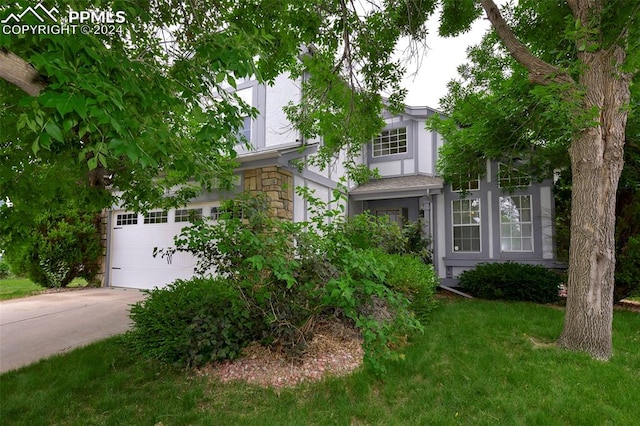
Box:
left=1, top=298, right=638, bottom=425
left=0, top=278, right=43, bottom=300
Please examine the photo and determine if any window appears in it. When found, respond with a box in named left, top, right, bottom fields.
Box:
left=144, top=211, right=168, bottom=224
left=116, top=213, right=137, bottom=226
left=374, top=208, right=407, bottom=227
left=451, top=174, right=480, bottom=192
left=452, top=199, right=481, bottom=252
left=236, top=116, right=251, bottom=143
left=498, top=164, right=530, bottom=188
left=500, top=195, right=533, bottom=252
left=175, top=208, right=203, bottom=223
left=210, top=207, right=220, bottom=220
left=210, top=206, right=243, bottom=220
left=372, top=127, right=407, bottom=157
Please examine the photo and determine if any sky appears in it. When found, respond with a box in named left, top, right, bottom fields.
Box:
left=401, top=11, right=493, bottom=109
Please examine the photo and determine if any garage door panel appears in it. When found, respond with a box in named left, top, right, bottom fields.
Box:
left=109, top=208, right=206, bottom=289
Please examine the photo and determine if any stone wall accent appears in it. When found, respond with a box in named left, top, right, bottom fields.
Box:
left=244, top=167, right=294, bottom=220
left=95, top=209, right=108, bottom=287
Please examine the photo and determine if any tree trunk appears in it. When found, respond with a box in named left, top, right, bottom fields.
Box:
left=557, top=45, right=630, bottom=360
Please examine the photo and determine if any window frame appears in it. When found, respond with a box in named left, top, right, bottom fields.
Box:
left=174, top=208, right=203, bottom=223
left=143, top=211, right=168, bottom=224
left=498, top=163, right=531, bottom=188
left=371, top=127, right=408, bottom=158
left=451, top=198, right=481, bottom=253
left=116, top=213, right=138, bottom=226
left=451, top=174, right=480, bottom=192
left=499, top=195, right=534, bottom=252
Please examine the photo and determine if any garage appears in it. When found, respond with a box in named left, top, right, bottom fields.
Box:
left=108, top=204, right=215, bottom=289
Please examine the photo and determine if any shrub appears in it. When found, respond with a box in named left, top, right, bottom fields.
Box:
left=0, top=258, right=10, bottom=279
left=338, top=212, right=407, bottom=254
left=402, top=220, right=433, bottom=264
left=127, top=277, right=257, bottom=368
left=615, top=236, right=640, bottom=302
left=375, top=253, right=439, bottom=319
left=156, top=187, right=424, bottom=372
left=8, top=211, right=103, bottom=288
left=459, top=262, right=561, bottom=304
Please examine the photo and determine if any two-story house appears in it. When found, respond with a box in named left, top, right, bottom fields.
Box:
left=104, top=76, right=561, bottom=289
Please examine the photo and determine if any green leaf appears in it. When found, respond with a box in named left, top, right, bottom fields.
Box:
left=31, top=137, right=40, bottom=155
left=45, top=122, right=64, bottom=143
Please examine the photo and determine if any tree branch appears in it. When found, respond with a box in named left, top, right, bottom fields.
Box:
left=0, top=50, right=46, bottom=96
left=479, top=0, right=576, bottom=87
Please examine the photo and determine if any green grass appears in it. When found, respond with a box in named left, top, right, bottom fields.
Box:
left=0, top=277, right=89, bottom=301
left=0, top=278, right=44, bottom=300
left=1, top=299, right=639, bottom=425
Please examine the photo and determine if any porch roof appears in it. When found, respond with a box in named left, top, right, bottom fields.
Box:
left=349, top=175, right=444, bottom=201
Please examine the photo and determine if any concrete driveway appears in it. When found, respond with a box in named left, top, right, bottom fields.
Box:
left=0, top=288, right=146, bottom=374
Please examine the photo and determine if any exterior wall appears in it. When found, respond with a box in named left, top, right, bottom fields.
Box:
left=366, top=113, right=440, bottom=179
left=436, top=162, right=561, bottom=286
left=264, top=74, right=300, bottom=148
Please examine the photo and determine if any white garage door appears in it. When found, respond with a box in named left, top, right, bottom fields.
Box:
left=109, top=205, right=213, bottom=289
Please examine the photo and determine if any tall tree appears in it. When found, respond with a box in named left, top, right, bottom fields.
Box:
left=0, top=0, right=401, bottom=253
left=431, top=0, right=639, bottom=359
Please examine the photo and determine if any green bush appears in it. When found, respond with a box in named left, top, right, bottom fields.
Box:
left=0, top=258, right=10, bottom=279
left=153, top=187, right=424, bottom=372
left=375, top=253, right=439, bottom=319
left=127, top=277, right=257, bottom=368
left=8, top=211, right=103, bottom=288
left=615, top=236, right=640, bottom=302
left=459, top=262, right=561, bottom=304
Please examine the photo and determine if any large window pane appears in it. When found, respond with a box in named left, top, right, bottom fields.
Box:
left=452, top=199, right=481, bottom=252
left=499, top=195, right=533, bottom=252
left=372, top=128, right=407, bottom=157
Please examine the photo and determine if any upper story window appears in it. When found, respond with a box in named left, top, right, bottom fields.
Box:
left=372, top=127, right=407, bottom=157
left=498, top=164, right=530, bottom=188
left=144, top=211, right=168, bottom=224
left=175, top=208, right=203, bottom=223
left=451, top=174, right=480, bottom=192
left=452, top=199, right=481, bottom=252
left=236, top=116, right=251, bottom=143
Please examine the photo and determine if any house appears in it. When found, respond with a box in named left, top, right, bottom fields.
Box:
left=103, top=75, right=561, bottom=289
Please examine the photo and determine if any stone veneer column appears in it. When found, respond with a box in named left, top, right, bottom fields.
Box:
left=95, top=209, right=108, bottom=287
left=243, top=167, right=294, bottom=220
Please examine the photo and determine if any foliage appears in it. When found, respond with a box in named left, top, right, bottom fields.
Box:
left=127, top=277, right=257, bottom=368
left=0, top=258, right=10, bottom=279
left=4, top=210, right=102, bottom=288
left=1, top=0, right=429, bottom=246
left=460, top=262, right=561, bottom=304
left=374, top=252, right=439, bottom=320
left=156, top=187, right=423, bottom=372
left=336, top=211, right=406, bottom=254
left=615, top=237, right=640, bottom=302
left=402, top=220, right=433, bottom=264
